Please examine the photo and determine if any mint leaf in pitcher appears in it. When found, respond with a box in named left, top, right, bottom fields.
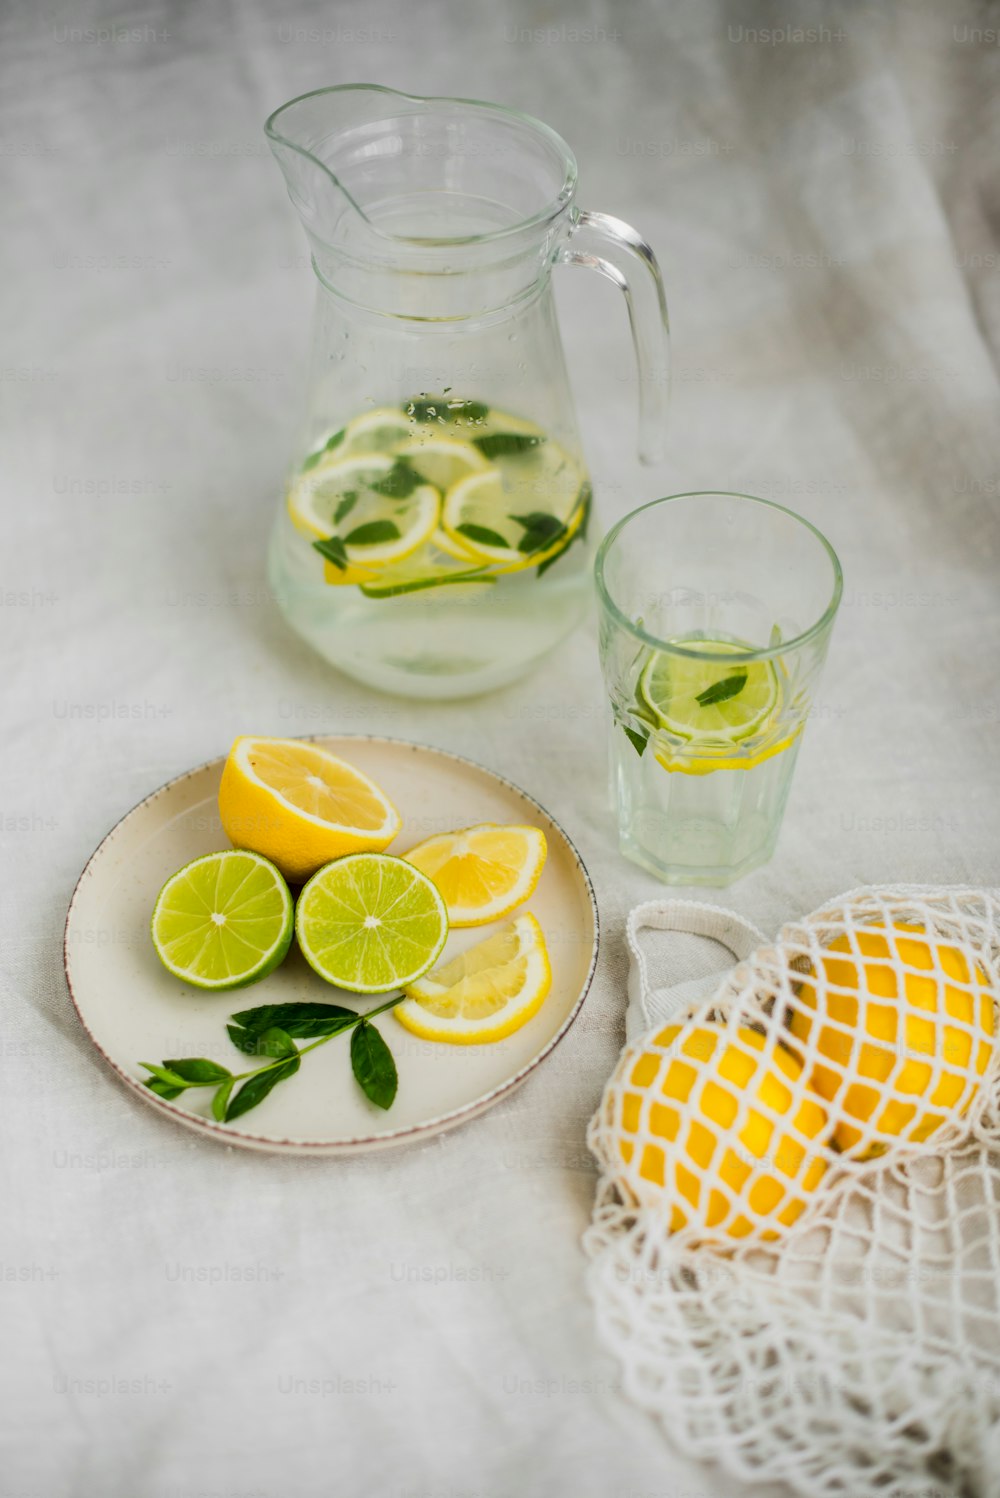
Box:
left=474, top=432, right=543, bottom=460
left=344, top=520, right=401, bottom=546
left=456, top=522, right=510, bottom=551
left=370, top=459, right=420, bottom=499
left=313, top=535, right=349, bottom=570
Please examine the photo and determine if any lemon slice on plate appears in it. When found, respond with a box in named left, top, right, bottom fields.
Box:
left=218, top=736, right=401, bottom=884
left=403, top=823, right=547, bottom=927
left=296, top=852, right=448, bottom=994
left=395, top=913, right=551, bottom=1044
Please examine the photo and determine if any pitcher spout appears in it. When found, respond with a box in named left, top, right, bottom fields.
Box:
left=264, top=84, right=392, bottom=263
left=265, top=84, right=578, bottom=316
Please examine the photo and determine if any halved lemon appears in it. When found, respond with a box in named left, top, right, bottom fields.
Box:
left=395, top=913, right=551, bottom=1043
left=403, top=823, right=547, bottom=927
left=218, top=736, right=401, bottom=884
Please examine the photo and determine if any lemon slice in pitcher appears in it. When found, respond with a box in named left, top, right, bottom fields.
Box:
left=441, top=445, right=586, bottom=571
left=337, top=407, right=415, bottom=457
left=288, top=453, right=440, bottom=585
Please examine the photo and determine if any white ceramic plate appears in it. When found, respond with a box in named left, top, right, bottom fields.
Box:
left=63, top=737, right=599, bottom=1155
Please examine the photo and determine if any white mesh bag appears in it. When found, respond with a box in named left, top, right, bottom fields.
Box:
left=586, top=886, right=1000, bottom=1498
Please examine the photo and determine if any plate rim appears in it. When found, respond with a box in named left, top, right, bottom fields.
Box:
left=63, top=734, right=601, bottom=1154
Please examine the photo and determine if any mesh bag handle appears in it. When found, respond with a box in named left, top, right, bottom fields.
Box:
left=626, top=899, right=767, bottom=1036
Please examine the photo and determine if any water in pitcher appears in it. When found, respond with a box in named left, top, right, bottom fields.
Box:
left=269, top=394, right=592, bottom=699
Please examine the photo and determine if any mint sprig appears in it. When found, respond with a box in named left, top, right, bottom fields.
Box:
left=139, top=994, right=404, bottom=1122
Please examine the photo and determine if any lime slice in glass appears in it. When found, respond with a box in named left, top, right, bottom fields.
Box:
left=151, top=850, right=294, bottom=990
left=638, top=639, right=779, bottom=743
left=296, top=852, right=448, bottom=994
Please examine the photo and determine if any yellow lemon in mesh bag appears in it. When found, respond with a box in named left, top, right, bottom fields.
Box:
left=608, top=1022, right=828, bottom=1241
left=788, top=922, right=995, bottom=1159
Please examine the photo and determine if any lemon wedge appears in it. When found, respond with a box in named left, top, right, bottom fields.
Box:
left=403, top=823, right=547, bottom=927
left=395, top=913, right=551, bottom=1044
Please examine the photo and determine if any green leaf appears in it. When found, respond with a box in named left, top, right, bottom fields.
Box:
left=695, top=671, right=748, bottom=707
left=511, top=511, right=564, bottom=538
left=227, top=1023, right=262, bottom=1056
left=408, top=397, right=489, bottom=424
left=140, top=1062, right=190, bottom=1089
left=162, top=1058, right=232, bottom=1084
left=360, top=568, right=495, bottom=599
left=225, top=1055, right=300, bottom=1122
left=623, top=725, right=648, bottom=757
left=456, top=522, right=510, bottom=551
left=313, top=535, right=349, bottom=570
left=334, top=491, right=358, bottom=524
left=473, top=432, right=543, bottom=459
left=512, top=511, right=568, bottom=556
left=257, top=1027, right=298, bottom=1060
left=300, top=429, right=345, bottom=472
left=212, top=1078, right=234, bottom=1121
left=343, top=519, right=400, bottom=546
left=145, top=1078, right=184, bottom=1100
left=229, top=1001, right=358, bottom=1042
left=370, top=459, right=419, bottom=499
left=577, top=486, right=592, bottom=540
left=350, top=1021, right=398, bottom=1110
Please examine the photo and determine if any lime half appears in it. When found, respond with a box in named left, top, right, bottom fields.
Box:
left=639, top=639, right=778, bottom=743
left=296, top=852, right=448, bottom=994
left=151, top=850, right=294, bottom=990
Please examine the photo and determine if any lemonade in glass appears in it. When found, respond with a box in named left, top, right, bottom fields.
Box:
left=595, top=493, right=843, bottom=885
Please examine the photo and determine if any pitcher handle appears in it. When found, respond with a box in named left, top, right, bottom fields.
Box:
left=556, top=208, right=670, bottom=466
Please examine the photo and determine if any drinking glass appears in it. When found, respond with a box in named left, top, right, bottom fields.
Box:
left=595, top=493, right=843, bottom=885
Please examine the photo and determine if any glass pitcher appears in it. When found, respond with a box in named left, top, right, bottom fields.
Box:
left=264, top=85, right=670, bottom=699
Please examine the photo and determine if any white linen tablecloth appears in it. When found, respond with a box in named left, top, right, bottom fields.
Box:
left=4, top=1, right=999, bottom=1493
